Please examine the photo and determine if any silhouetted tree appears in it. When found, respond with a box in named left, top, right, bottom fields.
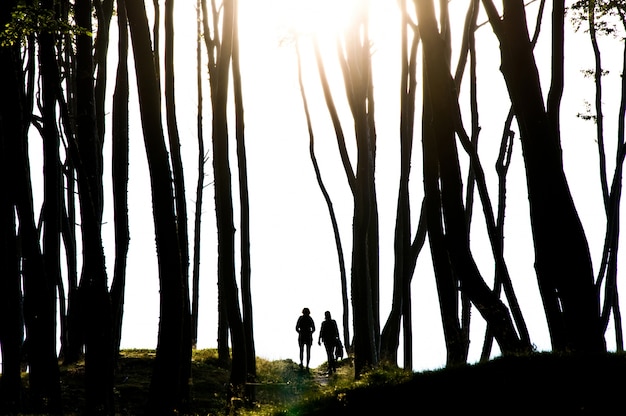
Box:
left=201, top=0, right=248, bottom=390
left=571, top=0, right=626, bottom=352
left=73, top=0, right=115, bottom=412
left=416, top=0, right=529, bottom=363
left=310, top=37, right=352, bottom=355
left=339, top=3, right=381, bottom=377
left=380, top=0, right=425, bottom=369
left=164, top=0, right=193, bottom=404
left=231, top=0, right=256, bottom=384
left=111, top=0, right=130, bottom=359
left=482, top=0, right=606, bottom=353
left=191, top=0, right=206, bottom=350
left=125, top=0, right=188, bottom=412
left=0, top=6, right=25, bottom=408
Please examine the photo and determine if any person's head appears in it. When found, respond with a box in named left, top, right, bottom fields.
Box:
left=302, top=307, right=310, bottom=316
left=325, top=311, right=331, bottom=319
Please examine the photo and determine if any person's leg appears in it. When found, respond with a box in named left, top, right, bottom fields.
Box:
left=325, top=344, right=334, bottom=374
left=305, top=343, right=311, bottom=369
left=299, top=343, right=304, bottom=368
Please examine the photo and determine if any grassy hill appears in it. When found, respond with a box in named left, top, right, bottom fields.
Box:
left=13, top=350, right=626, bottom=415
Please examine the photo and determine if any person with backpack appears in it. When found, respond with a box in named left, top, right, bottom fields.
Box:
left=296, top=307, right=315, bottom=370
left=318, top=311, right=340, bottom=375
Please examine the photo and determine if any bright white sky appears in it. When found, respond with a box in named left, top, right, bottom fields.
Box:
left=78, top=0, right=626, bottom=372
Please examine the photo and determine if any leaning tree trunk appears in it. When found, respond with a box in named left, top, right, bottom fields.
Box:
left=482, top=0, right=605, bottom=354
left=417, top=0, right=528, bottom=361
left=311, top=38, right=352, bottom=352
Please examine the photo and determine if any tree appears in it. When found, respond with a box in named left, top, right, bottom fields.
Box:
left=380, top=0, right=426, bottom=369
left=416, top=0, right=530, bottom=364
left=338, top=2, right=381, bottom=377
left=571, top=0, right=626, bottom=352
left=73, top=0, right=115, bottom=412
left=111, top=0, right=130, bottom=359
left=201, top=0, right=248, bottom=390
left=191, top=0, right=206, bottom=350
left=125, top=0, right=188, bottom=412
left=482, top=0, right=606, bottom=353
left=0, top=7, right=25, bottom=408
left=164, top=0, right=193, bottom=403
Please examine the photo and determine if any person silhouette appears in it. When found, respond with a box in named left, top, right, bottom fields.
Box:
left=296, top=307, right=315, bottom=370
left=318, top=311, right=340, bottom=375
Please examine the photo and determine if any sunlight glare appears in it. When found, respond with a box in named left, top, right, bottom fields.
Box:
left=276, top=0, right=365, bottom=39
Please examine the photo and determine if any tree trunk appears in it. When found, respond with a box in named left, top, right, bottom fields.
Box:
left=312, top=39, right=351, bottom=352
left=0, top=24, right=24, bottom=409
left=381, top=2, right=421, bottom=367
left=417, top=0, right=527, bottom=360
left=191, top=0, right=205, bottom=350
left=339, top=8, right=380, bottom=376
left=164, top=0, right=193, bottom=406
left=74, top=0, right=115, bottom=413
left=210, top=0, right=248, bottom=389
left=111, top=0, right=130, bottom=359
left=482, top=0, right=605, bottom=353
left=232, top=0, right=256, bottom=385
left=125, top=1, right=187, bottom=413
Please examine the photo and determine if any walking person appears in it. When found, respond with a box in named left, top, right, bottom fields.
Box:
left=296, top=307, right=315, bottom=370
left=318, top=311, right=340, bottom=375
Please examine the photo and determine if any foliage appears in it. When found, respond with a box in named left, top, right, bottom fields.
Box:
left=0, top=3, right=90, bottom=47
left=570, top=0, right=626, bottom=37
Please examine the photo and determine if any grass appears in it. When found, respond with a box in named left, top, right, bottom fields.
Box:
left=11, top=350, right=626, bottom=415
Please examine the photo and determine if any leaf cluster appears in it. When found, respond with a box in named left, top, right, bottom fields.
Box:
left=0, top=4, right=91, bottom=47
left=570, top=0, right=626, bottom=38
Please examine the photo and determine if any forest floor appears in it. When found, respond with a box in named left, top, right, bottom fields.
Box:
left=13, top=349, right=626, bottom=415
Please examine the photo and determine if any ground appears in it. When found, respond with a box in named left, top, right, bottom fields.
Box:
left=10, top=350, right=626, bottom=415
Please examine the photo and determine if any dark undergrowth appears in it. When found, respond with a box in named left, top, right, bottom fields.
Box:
left=8, top=350, right=626, bottom=415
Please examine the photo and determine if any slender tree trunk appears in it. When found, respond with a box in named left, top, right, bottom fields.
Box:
left=312, top=39, right=352, bottom=352
left=74, top=0, right=115, bottom=412
left=231, top=0, right=256, bottom=385
left=28, top=4, right=63, bottom=409
left=111, top=0, right=130, bottom=359
left=164, top=0, right=193, bottom=406
left=7, top=41, right=63, bottom=416
left=191, top=0, right=205, bottom=350
left=380, top=1, right=421, bottom=366
left=125, top=1, right=187, bottom=413
left=209, top=0, right=248, bottom=389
